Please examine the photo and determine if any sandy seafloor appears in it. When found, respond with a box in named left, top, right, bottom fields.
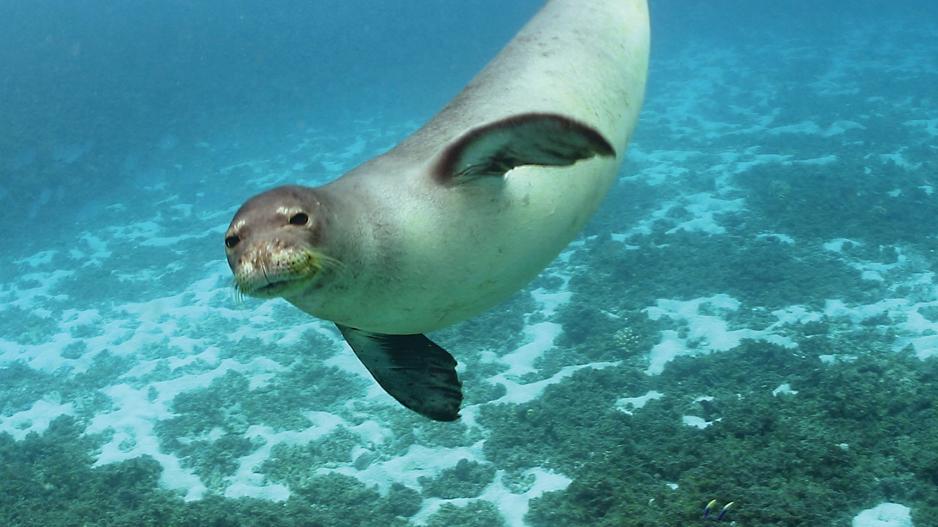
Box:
left=2, top=4, right=938, bottom=527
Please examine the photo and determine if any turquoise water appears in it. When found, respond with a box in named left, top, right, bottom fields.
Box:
left=1, top=1, right=937, bottom=525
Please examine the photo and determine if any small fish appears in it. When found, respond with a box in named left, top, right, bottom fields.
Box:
left=717, top=502, right=734, bottom=521
left=703, top=499, right=734, bottom=521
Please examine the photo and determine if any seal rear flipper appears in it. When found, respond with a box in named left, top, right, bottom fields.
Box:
left=336, top=324, right=463, bottom=421
left=434, top=112, right=615, bottom=184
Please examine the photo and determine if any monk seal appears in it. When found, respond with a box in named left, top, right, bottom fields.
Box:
left=224, top=0, right=650, bottom=421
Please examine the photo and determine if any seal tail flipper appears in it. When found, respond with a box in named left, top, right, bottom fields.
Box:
left=336, top=324, right=463, bottom=421
left=433, top=112, right=615, bottom=184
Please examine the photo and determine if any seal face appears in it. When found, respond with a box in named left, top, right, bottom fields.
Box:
left=224, top=0, right=650, bottom=421
left=225, top=185, right=331, bottom=299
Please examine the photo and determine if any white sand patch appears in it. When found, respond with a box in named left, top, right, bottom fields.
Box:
left=491, top=362, right=618, bottom=406
left=104, top=271, right=263, bottom=361
left=794, top=154, right=838, bottom=166
left=225, top=411, right=347, bottom=501
left=617, top=147, right=807, bottom=242
left=644, top=295, right=796, bottom=375
left=0, top=331, right=106, bottom=376
left=722, top=151, right=792, bottom=174
left=21, top=333, right=80, bottom=372
left=824, top=298, right=906, bottom=325
left=772, top=383, right=798, bottom=396
left=151, top=357, right=282, bottom=402
left=85, top=354, right=290, bottom=500
left=904, top=118, right=938, bottom=137
left=413, top=467, right=572, bottom=527
left=330, top=441, right=486, bottom=494
left=823, top=241, right=904, bottom=281
left=478, top=258, right=620, bottom=405
left=665, top=193, right=745, bottom=235
left=484, top=264, right=577, bottom=385
left=645, top=331, right=687, bottom=376
left=1, top=269, right=73, bottom=311
left=86, top=383, right=207, bottom=500
left=771, top=305, right=822, bottom=326
left=804, top=267, right=938, bottom=360
left=120, top=359, right=161, bottom=380
left=615, top=390, right=664, bottom=415
left=682, top=415, right=715, bottom=429
left=615, top=199, right=677, bottom=239
left=106, top=219, right=161, bottom=243
left=349, top=419, right=392, bottom=447
left=879, top=149, right=922, bottom=171
left=820, top=354, right=858, bottom=365
left=615, top=148, right=783, bottom=242
left=483, top=468, right=572, bottom=527
left=0, top=399, right=75, bottom=440
left=141, top=229, right=217, bottom=248
left=533, top=287, right=572, bottom=318
left=823, top=238, right=862, bottom=253
left=825, top=120, right=865, bottom=135
left=498, top=321, right=562, bottom=379
left=852, top=503, right=914, bottom=527
left=767, top=120, right=823, bottom=135
left=69, top=232, right=112, bottom=266
left=15, top=250, right=57, bottom=267
left=891, top=297, right=938, bottom=360
left=166, top=346, right=222, bottom=371
left=61, top=307, right=102, bottom=329
left=622, top=146, right=700, bottom=186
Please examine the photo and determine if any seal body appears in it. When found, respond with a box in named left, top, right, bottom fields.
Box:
left=290, top=0, right=649, bottom=334
left=225, top=0, right=650, bottom=420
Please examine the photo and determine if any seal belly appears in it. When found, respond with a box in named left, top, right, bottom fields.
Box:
left=387, top=156, right=618, bottom=334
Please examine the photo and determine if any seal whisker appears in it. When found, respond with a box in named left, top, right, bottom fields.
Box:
left=316, top=253, right=347, bottom=276
left=230, top=279, right=247, bottom=303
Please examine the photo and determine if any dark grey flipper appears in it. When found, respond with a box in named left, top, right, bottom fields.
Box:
left=434, top=112, right=615, bottom=184
left=336, top=324, right=463, bottom=421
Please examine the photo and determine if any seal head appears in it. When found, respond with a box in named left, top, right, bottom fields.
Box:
left=225, top=185, right=331, bottom=299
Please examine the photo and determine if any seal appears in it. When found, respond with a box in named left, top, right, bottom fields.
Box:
left=224, top=0, right=650, bottom=421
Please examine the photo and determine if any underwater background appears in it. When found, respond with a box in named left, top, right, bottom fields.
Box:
left=2, top=0, right=937, bottom=525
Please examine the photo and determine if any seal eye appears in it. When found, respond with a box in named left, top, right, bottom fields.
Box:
left=289, top=212, right=309, bottom=226
left=225, top=234, right=240, bottom=248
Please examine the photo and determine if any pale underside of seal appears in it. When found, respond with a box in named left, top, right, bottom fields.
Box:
left=224, top=0, right=650, bottom=421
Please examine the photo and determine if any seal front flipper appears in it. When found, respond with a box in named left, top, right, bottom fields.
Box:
left=336, top=324, right=463, bottom=421
left=434, top=112, right=615, bottom=183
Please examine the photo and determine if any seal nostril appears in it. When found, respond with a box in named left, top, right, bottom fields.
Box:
left=289, top=212, right=309, bottom=226
left=225, top=234, right=241, bottom=248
